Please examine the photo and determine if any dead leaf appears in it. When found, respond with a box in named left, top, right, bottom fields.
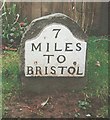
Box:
left=95, top=61, right=100, bottom=67
left=86, top=114, right=91, bottom=117
left=41, top=97, right=50, bottom=108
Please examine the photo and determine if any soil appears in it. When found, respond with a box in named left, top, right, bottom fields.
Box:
left=3, top=91, right=104, bottom=118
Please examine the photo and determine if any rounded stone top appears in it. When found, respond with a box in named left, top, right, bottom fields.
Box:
left=32, top=13, right=70, bottom=22
left=21, top=13, right=87, bottom=45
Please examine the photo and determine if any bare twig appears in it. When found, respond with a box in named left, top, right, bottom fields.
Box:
left=0, top=0, right=6, bottom=11
left=41, top=97, right=50, bottom=108
left=13, top=14, right=20, bottom=25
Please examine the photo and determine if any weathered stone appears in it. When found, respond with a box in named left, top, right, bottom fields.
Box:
left=19, top=13, right=87, bottom=94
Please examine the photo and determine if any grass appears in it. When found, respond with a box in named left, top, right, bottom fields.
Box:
left=85, top=36, right=108, bottom=117
left=0, top=55, right=2, bottom=118
left=87, top=36, right=108, bottom=97
left=2, top=51, right=20, bottom=97
left=2, top=51, right=20, bottom=116
left=1, top=36, right=109, bottom=117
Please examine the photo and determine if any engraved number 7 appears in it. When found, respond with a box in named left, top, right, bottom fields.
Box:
left=52, top=29, right=61, bottom=38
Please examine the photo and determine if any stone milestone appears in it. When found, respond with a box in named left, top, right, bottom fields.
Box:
left=20, top=13, right=87, bottom=94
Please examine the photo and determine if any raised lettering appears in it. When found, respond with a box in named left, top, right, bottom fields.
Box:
left=57, top=55, right=66, bottom=63
left=77, top=67, right=83, bottom=75
left=68, top=67, right=76, bottom=75
left=36, top=66, right=42, bottom=75
left=55, top=43, right=62, bottom=51
left=65, top=43, right=73, bottom=51
left=32, top=43, right=41, bottom=51
left=58, top=66, right=67, bottom=74
left=51, top=66, right=56, bottom=74
left=27, top=66, right=33, bottom=75
left=43, top=54, right=54, bottom=64
left=76, top=43, right=81, bottom=51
